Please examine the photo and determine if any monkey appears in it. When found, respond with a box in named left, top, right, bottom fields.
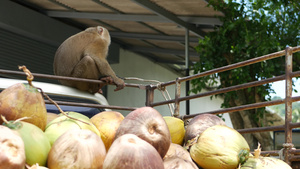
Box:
left=53, top=26, right=125, bottom=94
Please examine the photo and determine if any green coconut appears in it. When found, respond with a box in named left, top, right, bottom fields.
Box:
left=190, top=125, right=250, bottom=169
left=241, top=143, right=292, bottom=169
left=3, top=119, right=51, bottom=166
left=0, top=83, right=47, bottom=131
left=45, top=112, right=100, bottom=145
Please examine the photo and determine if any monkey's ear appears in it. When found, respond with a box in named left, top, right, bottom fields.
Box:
left=97, top=26, right=103, bottom=35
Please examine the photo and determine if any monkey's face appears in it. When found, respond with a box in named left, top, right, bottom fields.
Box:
left=96, top=26, right=111, bottom=45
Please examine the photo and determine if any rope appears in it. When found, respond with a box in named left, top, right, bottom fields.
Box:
left=278, top=143, right=295, bottom=160
left=124, top=77, right=175, bottom=116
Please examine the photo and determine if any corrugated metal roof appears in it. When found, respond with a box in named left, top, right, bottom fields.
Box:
left=11, top=0, right=224, bottom=75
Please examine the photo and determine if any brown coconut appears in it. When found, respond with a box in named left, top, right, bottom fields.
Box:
left=184, top=113, right=226, bottom=145
left=114, top=106, right=171, bottom=158
left=164, top=143, right=193, bottom=162
left=163, top=143, right=198, bottom=169
left=47, top=129, right=106, bottom=169
left=164, top=157, right=198, bottom=169
left=103, top=134, right=164, bottom=169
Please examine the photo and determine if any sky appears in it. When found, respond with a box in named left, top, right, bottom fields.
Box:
left=269, top=78, right=300, bottom=98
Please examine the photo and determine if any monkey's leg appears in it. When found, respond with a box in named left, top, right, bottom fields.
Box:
left=92, top=57, right=125, bottom=91
left=71, top=56, right=100, bottom=93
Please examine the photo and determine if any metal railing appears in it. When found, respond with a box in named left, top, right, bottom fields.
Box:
left=1, top=46, right=300, bottom=165
left=143, top=46, right=300, bottom=165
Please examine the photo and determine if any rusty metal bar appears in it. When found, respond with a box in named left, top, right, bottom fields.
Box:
left=259, top=149, right=300, bottom=157
left=173, top=78, right=181, bottom=117
left=145, top=86, right=154, bottom=107
left=258, top=149, right=300, bottom=161
left=290, top=155, right=300, bottom=162
left=149, top=70, right=300, bottom=108
left=0, top=69, right=142, bottom=89
left=290, top=149, right=300, bottom=155
left=149, top=46, right=300, bottom=89
left=237, top=122, right=300, bottom=134
left=180, top=99, right=284, bottom=119
left=178, top=96, right=300, bottom=120
left=44, top=100, right=137, bottom=111
left=284, top=46, right=294, bottom=165
left=259, top=150, right=280, bottom=156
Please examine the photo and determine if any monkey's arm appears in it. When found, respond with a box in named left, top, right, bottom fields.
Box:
left=87, top=54, right=125, bottom=91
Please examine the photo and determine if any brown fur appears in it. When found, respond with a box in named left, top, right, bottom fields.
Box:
left=53, top=26, right=125, bottom=93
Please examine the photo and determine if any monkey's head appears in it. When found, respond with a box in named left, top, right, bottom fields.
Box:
left=85, top=26, right=111, bottom=45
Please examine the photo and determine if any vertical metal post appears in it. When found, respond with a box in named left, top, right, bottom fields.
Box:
left=174, top=78, right=181, bottom=117
left=185, top=28, right=190, bottom=115
left=284, top=46, right=294, bottom=165
left=145, top=85, right=154, bottom=107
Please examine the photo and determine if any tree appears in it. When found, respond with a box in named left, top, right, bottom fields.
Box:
left=191, top=0, right=300, bottom=150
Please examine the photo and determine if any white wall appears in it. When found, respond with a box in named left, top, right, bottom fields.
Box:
left=107, top=49, right=233, bottom=127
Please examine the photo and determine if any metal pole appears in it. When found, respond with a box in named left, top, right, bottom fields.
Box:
left=145, top=86, right=154, bottom=107
left=284, top=46, right=294, bottom=165
left=185, top=28, right=190, bottom=115
left=174, top=78, right=181, bottom=117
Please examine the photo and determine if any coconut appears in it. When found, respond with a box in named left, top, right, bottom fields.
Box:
left=58, top=111, right=90, bottom=121
left=47, top=112, right=59, bottom=124
left=0, top=83, right=47, bottom=131
left=47, top=129, right=106, bottom=169
left=3, top=120, right=51, bottom=166
left=45, top=112, right=100, bottom=145
left=163, top=116, right=185, bottom=145
left=114, top=106, right=171, bottom=158
left=0, top=125, right=25, bottom=169
left=241, top=143, right=292, bottom=169
left=90, top=111, right=124, bottom=151
left=164, top=143, right=193, bottom=162
left=103, top=134, right=164, bottom=169
left=190, top=125, right=250, bottom=169
left=164, top=157, right=198, bottom=169
left=27, top=164, right=49, bottom=169
left=185, top=113, right=226, bottom=146
left=163, top=143, right=198, bottom=169
left=241, top=156, right=292, bottom=169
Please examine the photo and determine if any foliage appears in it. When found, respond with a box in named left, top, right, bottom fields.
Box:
left=191, top=0, right=300, bottom=111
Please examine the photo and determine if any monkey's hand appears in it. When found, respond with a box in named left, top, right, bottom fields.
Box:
left=113, top=77, right=125, bottom=91
left=99, top=76, right=125, bottom=92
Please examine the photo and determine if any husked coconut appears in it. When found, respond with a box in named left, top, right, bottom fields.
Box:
left=103, top=134, right=164, bottom=169
left=164, top=143, right=193, bottom=162
left=163, top=143, right=198, bottom=169
left=0, top=125, right=25, bottom=169
left=185, top=113, right=226, bottom=145
left=241, top=143, right=291, bottom=169
left=47, top=129, right=106, bottom=169
left=190, top=125, right=250, bottom=169
left=164, top=157, right=198, bottom=169
left=114, top=107, right=171, bottom=158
